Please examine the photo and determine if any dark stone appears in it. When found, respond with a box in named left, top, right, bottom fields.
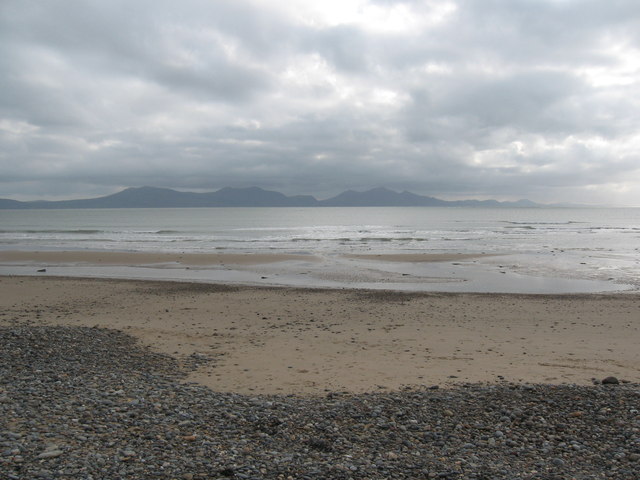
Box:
left=602, top=376, right=620, bottom=385
left=307, top=438, right=332, bottom=452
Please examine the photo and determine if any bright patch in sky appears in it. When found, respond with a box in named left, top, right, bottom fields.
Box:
left=578, top=42, right=640, bottom=87
left=272, top=0, right=456, bottom=32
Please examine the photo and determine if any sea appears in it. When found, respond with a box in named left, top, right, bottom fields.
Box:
left=1, top=207, right=639, bottom=293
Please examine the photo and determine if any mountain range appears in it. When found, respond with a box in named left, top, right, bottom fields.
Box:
left=0, top=186, right=546, bottom=209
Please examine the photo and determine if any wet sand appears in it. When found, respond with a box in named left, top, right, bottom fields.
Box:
left=343, top=253, right=493, bottom=262
left=1, top=275, right=638, bottom=394
left=0, top=250, right=322, bottom=266
left=1, top=249, right=631, bottom=294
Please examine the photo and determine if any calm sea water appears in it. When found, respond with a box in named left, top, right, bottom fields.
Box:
left=1, top=207, right=639, bottom=291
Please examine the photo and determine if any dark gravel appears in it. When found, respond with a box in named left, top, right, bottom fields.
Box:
left=1, top=325, right=638, bottom=479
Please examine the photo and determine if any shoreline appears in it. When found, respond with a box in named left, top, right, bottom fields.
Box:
left=1, top=249, right=635, bottom=294
left=0, top=250, right=490, bottom=266
left=2, top=275, right=638, bottom=394
left=0, top=250, right=324, bottom=266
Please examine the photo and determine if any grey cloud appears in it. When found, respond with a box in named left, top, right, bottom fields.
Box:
left=402, top=70, right=590, bottom=146
left=307, top=26, right=372, bottom=73
left=1, top=1, right=272, bottom=111
left=454, top=0, right=640, bottom=63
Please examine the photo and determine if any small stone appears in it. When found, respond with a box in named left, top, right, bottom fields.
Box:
left=36, top=450, right=63, bottom=459
left=443, top=409, right=454, bottom=417
left=550, top=457, right=565, bottom=466
left=307, top=438, right=331, bottom=451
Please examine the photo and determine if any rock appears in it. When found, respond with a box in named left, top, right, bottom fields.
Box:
left=36, top=450, right=63, bottom=459
left=601, top=376, right=620, bottom=385
left=307, top=438, right=331, bottom=452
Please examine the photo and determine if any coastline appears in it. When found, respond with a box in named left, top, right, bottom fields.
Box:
left=0, top=250, right=323, bottom=266
left=1, top=249, right=634, bottom=294
left=2, top=275, right=638, bottom=394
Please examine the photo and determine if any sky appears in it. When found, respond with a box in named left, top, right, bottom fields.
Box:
left=1, top=0, right=640, bottom=205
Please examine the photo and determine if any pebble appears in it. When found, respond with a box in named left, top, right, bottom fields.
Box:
left=602, top=376, right=620, bottom=385
left=1, top=325, right=638, bottom=479
left=36, top=450, right=64, bottom=459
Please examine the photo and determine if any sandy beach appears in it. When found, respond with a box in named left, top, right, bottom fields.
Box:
left=1, top=275, right=638, bottom=394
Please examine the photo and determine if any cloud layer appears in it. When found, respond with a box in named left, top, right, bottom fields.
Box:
left=1, top=0, right=639, bottom=203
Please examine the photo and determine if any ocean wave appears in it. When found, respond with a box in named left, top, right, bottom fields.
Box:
left=443, top=237, right=478, bottom=241
left=502, top=221, right=586, bottom=225
left=0, top=229, right=105, bottom=234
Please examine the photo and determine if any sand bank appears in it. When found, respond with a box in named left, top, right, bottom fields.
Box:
left=1, top=275, right=637, bottom=394
left=0, top=250, right=489, bottom=265
left=0, top=250, right=321, bottom=266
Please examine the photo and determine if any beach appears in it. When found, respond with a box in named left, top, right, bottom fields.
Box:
left=2, top=262, right=640, bottom=478
left=2, top=274, right=638, bottom=394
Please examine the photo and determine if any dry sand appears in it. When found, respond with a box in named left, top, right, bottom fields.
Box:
left=1, top=275, right=638, bottom=395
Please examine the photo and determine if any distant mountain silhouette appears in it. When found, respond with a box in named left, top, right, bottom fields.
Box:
left=319, top=187, right=447, bottom=207
left=0, top=186, right=546, bottom=209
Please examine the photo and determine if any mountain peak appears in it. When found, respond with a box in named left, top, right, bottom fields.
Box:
left=0, top=186, right=546, bottom=209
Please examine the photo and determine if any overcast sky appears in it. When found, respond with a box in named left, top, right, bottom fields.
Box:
left=1, top=0, right=639, bottom=204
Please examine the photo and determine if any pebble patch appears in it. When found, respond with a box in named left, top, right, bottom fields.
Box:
left=1, top=325, right=638, bottom=479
